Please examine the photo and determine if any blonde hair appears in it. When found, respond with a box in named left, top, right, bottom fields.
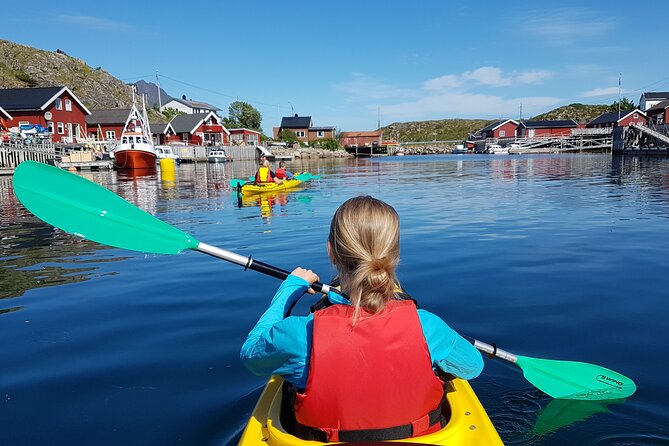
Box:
left=328, top=196, right=400, bottom=318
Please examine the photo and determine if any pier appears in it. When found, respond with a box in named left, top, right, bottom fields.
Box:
left=613, top=123, right=669, bottom=155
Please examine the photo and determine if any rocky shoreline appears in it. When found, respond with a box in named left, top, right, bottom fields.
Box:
left=271, top=145, right=455, bottom=159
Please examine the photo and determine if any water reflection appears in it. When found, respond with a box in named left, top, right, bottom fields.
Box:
left=533, top=398, right=623, bottom=437
left=236, top=190, right=312, bottom=219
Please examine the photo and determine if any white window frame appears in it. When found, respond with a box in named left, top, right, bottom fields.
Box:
left=18, top=121, right=30, bottom=126
left=106, top=130, right=116, bottom=140
left=55, top=98, right=62, bottom=110
left=57, top=122, right=64, bottom=134
left=65, top=99, right=72, bottom=112
left=317, top=130, right=325, bottom=138
left=499, top=130, right=506, bottom=137
left=296, top=131, right=305, bottom=138
left=47, top=122, right=54, bottom=133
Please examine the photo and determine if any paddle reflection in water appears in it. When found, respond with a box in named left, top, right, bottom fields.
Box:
left=533, top=398, right=623, bottom=437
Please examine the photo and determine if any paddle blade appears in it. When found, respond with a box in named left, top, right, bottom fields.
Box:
left=516, top=355, right=636, bottom=401
left=230, top=179, right=247, bottom=187
left=13, top=161, right=200, bottom=255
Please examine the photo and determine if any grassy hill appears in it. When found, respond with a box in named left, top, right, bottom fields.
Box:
left=0, top=39, right=165, bottom=120
left=531, top=103, right=613, bottom=124
left=381, top=118, right=494, bottom=143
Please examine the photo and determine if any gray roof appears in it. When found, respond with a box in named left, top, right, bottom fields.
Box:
left=310, top=126, right=335, bottom=131
left=149, top=122, right=170, bottom=134
left=86, top=109, right=131, bottom=125
left=170, top=113, right=209, bottom=134
left=646, top=99, right=669, bottom=112
left=281, top=115, right=312, bottom=128
left=479, top=120, right=505, bottom=133
left=519, top=119, right=578, bottom=129
left=642, top=92, right=669, bottom=100
left=169, top=98, right=219, bottom=111
left=0, top=86, right=65, bottom=111
left=586, top=110, right=639, bottom=126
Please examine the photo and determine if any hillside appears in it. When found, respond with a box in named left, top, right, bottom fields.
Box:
left=381, top=118, right=494, bottom=143
left=0, top=39, right=134, bottom=109
left=531, top=103, right=612, bottom=123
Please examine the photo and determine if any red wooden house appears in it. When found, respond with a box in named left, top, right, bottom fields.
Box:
left=86, top=108, right=130, bottom=142
left=168, top=111, right=229, bottom=145
left=0, top=86, right=91, bottom=143
left=339, top=130, right=383, bottom=148
left=517, top=120, right=579, bottom=138
left=586, top=110, right=647, bottom=128
left=229, top=128, right=261, bottom=146
left=476, top=119, right=518, bottom=139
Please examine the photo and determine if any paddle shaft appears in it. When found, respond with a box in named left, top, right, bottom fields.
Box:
left=197, top=242, right=332, bottom=294
left=466, top=337, right=518, bottom=363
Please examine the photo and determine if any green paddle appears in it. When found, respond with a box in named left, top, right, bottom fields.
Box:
left=13, top=161, right=636, bottom=401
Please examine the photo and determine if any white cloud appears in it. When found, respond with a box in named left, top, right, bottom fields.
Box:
left=581, top=87, right=622, bottom=98
left=333, top=74, right=416, bottom=101
left=423, top=74, right=462, bottom=91
left=380, top=93, right=561, bottom=121
left=463, top=67, right=512, bottom=86
left=57, top=15, right=134, bottom=31
left=523, top=8, right=617, bottom=45
left=516, top=70, right=553, bottom=84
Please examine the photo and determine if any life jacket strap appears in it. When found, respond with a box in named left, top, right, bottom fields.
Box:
left=282, top=381, right=448, bottom=442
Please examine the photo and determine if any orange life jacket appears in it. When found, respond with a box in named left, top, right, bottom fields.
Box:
left=275, top=167, right=287, bottom=179
left=293, top=299, right=445, bottom=442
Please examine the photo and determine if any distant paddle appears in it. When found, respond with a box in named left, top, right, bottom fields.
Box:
left=13, top=161, right=635, bottom=401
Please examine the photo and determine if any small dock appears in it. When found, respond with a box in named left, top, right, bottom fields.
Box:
left=57, top=160, right=114, bottom=170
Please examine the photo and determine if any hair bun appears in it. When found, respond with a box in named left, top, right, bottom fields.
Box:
left=370, top=258, right=387, bottom=272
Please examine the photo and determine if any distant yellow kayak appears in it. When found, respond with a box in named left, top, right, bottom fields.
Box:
left=240, top=179, right=303, bottom=195
left=238, top=375, right=503, bottom=445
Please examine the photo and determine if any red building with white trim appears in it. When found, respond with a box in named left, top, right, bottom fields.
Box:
left=586, top=110, right=647, bottom=128
left=229, top=128, right=261, bottom=146
left=0, top=86, right=91, bottom=143
left=168, top=111, right=229, bottom=145
left=476, top=119, right=518, bottom=139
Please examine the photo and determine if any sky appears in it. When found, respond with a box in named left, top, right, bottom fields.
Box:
left=3, top=1, right=669, bottom=133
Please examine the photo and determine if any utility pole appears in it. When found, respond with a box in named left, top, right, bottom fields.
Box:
left=618, top=73, right=622, bottom=120
left=519, top=102, right=523, bottom=121
left=156, top=71, right=162, bottom=111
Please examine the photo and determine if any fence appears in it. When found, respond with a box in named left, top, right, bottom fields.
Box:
left=0, top=141, right=56, bottom=168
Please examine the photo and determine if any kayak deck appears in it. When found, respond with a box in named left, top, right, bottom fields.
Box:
left=241, top=179, right=303, bottom=195
left=238, top=375, right=503, bottom=445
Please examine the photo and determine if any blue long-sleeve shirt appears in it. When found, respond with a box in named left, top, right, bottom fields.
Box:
left=240, top=275, right=483, bottom=389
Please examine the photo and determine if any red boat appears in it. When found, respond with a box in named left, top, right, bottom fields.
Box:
left=112, top=96, right=157, bottom=170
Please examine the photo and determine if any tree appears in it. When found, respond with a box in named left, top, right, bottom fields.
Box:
left=610, top=97, right=636, bottom=113
left=277, top=129, right=299, bottom=144
left=225, top=101, right=262, bottom=132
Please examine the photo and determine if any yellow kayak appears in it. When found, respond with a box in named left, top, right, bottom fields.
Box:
left=238, top=375, right=503, bottom=445
left=241, top=179, right=303, bottom=195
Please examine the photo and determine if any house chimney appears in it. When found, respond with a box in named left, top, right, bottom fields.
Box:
left=294, top=114, right=298, bottom=117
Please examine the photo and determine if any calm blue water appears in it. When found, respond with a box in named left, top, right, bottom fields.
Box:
left=1, top=154, right=668, bottom=445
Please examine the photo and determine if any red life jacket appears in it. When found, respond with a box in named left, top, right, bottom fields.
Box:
left=255, top=166, right=273, bottom=183
left=293, top=299, right=445, bottom=442
left=275, top=167, right=287, bottom=179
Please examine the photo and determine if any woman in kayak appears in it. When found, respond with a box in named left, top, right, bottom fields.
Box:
left=241, top=195, right=483, bottom=442
left=254, top=159, right=276, bottom=184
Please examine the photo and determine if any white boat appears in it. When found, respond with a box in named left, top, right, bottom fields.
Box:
left=487, top=144, right=509, bottom=154
left=452, top=144, right=467, bottom=154
left=207, top=149, right=232, bottom=163
left=112, top=93, right=156, bottom=169
left=155, top=145, right=181, bottom=163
